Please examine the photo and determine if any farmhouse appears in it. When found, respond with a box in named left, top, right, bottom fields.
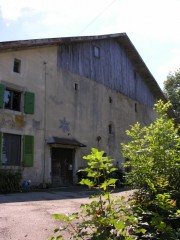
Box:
left=0, top=33, right=166, bottom=187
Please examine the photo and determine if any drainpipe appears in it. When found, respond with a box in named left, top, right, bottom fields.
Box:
left=43, top=62, right=47, bottom=188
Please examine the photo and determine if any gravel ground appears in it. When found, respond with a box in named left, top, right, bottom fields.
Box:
left=0, top=187, right=133, bottom=240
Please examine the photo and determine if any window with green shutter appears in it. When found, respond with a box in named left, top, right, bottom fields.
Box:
left=0, top=84, right=5, bottom=108
left=23, top=135, right=34, bottom=167
left=24, top=92, right=35, bottom=114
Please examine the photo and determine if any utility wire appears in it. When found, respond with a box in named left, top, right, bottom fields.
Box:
left=77, top=0, right=118, bottom=36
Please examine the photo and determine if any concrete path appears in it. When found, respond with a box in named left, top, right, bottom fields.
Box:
left=0, top=187, right=133, bottom=240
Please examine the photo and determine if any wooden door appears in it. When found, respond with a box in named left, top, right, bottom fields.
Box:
left=51, top=148, right=74, bottom=186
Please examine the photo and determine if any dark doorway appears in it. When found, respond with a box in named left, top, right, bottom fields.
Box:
left=51, top=148, right=74, bottom=187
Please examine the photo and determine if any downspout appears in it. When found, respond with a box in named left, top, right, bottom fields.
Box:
left=43, top=61, right=47, bottom=188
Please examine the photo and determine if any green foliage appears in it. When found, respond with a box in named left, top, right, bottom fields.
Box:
left=0, top=169, right=22, bottom=193
left=51, top=101, right=180, bottom=239
left=80, top=148, right=118, bottom=191
left=163, top=69, right=180, bottom=118
left=50, top=148, right=140, bottom=240
left=121, top=100, right=180, bottom=239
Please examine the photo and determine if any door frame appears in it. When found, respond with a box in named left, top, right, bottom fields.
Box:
left=51, top=146, right=75, bottom=186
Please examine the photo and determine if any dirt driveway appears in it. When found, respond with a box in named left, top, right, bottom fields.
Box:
left=0, top=187, right=133, bottom=240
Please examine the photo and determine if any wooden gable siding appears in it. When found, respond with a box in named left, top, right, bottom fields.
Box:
left=57, top=38, right=155, bottom=107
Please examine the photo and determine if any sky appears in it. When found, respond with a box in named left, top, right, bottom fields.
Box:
left=0, top=0, right=180, bottom=90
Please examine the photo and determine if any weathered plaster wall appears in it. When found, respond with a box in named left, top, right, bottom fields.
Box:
left=0, top=45, right=157, bottom=185
left=0, top=46, right=58, bottom=185
left=46, top=66, right=156, bottom=182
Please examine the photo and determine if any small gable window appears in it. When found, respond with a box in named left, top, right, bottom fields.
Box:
left=93, top=46, right=100, bottom=58
left=13, top=58, right=21, bottom=73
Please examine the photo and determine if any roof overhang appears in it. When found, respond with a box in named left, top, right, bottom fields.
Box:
left=46, top=137, right=86, bottom=147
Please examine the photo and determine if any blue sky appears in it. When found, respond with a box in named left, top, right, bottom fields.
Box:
left=0, top=0, right=180, bottom=89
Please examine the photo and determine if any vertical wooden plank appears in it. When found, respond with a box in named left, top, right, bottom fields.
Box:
left=57, top=38, right=156, bottom=108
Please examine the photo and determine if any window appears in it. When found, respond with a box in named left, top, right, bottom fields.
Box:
left=0, top=83, right=35, bottom=114
left=93, top=46, right=100, bottom=58
left=109, top=96, right=112, bottom=103
left=4, top=88, right=21, bottom=111
left=13, top=59, right=21, bottom=73
left=109, top=124, right=113, bottom=134
left=0, top=133, right=34, bottom=167
left=74, top=83, right=79, bottom=91
left=2, top=133, right=21, bottom=166
left=108, top=122, right=115, bottom=134
left=135, top=103, right=137, bottom=112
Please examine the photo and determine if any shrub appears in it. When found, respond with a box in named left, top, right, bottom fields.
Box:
left=50, top=148, right=141, bottom=240
left=0, top=169, right=22, bottom=193
left=121, top=100, right=180, bottom=239
left=50, top=100, right=180, bottom=239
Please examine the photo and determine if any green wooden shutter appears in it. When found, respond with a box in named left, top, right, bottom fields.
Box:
left=0, top=84, right=5, bottom=108
left=22, top=135, right=34, bottom=167
left=0, top=132, right=2, bottom=165
left=24, top=92, right=35, bottom=114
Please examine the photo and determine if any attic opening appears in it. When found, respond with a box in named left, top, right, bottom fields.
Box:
left=74, top=83, right=79, bottom=91
left=108, top=123, right=113, bottom=134
left=135, top=103, right=137, bottom=112
left=93, top=46, right=100, bottom=58
left=13, top=58, right=21, bottom=73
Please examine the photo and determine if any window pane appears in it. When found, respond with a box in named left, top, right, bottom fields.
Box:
left=13, top=59, right=21, bottom=73
left=2, top=133, right=21, bottom=166
left=94, top=46, right=100, bottom=58
left=4, top=90, right=12, bottom=109
left=13, top=91, right=21, bottom=111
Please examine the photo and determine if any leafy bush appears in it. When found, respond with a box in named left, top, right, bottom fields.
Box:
left=50, top=148, right=142, bottom=240
left=50, top=100, right=180, bottom=239
left=76, top=167, right=125, bottom=187
left=121, top=100, right=180, bottom=239
left=0, top=169, right=22, bottom=193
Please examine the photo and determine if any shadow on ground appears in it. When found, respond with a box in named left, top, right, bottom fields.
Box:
left=0, top=185, right=128, bottom=204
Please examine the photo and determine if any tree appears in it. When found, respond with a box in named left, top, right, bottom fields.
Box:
left=163, top=69, right=180, bottom=121
left=121, top=100, right=180, bottom=239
